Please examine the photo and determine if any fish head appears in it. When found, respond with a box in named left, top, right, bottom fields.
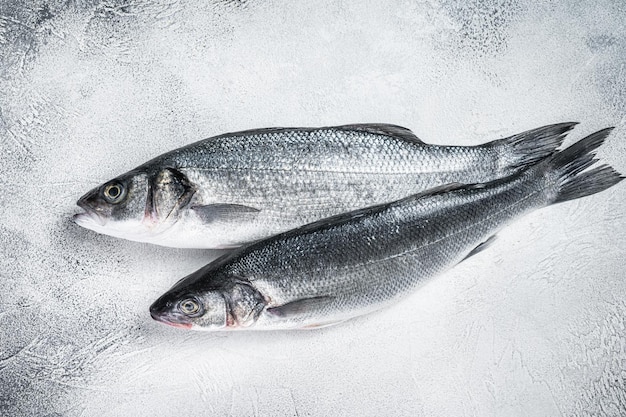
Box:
left=74, top=171, right=151, bottom=238
left=74, top=167, right=195, bottom=242
left=149, top=289, right=228, bottom=330
left=150, top=260, right=266, bottom=331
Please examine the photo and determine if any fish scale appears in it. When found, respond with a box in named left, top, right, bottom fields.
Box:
left=149, top=128, right=622, bottom=330
left=76, top=123, right=576, bottom=248
left=239, top=177, right=556, bottom=326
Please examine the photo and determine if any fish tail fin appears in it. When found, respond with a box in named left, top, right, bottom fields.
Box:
left=489, top=122, right=577, bottom=172
left=544, top=127, right=624, bottom=204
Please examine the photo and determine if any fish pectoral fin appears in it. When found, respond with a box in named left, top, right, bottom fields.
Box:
left=191, top=203, right=260, bottom=224
left=336, top=123, right=424, bottom=144
left=459, top=235, right=498, bottom=263
left=266, top=296, right=334, bottom=318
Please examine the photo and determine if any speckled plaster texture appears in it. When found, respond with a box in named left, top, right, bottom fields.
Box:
left=0, top=1, right=625, bottom=416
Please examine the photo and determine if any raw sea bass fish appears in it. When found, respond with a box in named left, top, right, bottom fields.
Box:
left=74, top=123, right=575, bottom=248
left=149, top=129, right=622, bottom=331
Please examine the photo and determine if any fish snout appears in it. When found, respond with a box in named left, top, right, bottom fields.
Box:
left=149, top=300, right=192, bottom=329
left=74, top=189, right=107, bottom=226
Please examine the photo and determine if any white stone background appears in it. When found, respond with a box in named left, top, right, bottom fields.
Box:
left=1, top=1, right=625, bottom=416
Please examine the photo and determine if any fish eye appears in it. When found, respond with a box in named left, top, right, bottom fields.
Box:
left=179, top=298, right=202, bottom=316
left=103, top=182, right=125, bottom=203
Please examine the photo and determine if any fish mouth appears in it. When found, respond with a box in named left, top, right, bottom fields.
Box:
left=73, top=199, right=107, bottom=227
left=149, top=302, right=193, bottom=329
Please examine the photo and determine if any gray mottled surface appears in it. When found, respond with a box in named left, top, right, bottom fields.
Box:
left=1, top=1, right=625, bottom=416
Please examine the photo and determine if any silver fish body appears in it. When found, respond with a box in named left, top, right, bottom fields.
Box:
left=75, top=123, right=575, bottom=248
left=149, top=128, right=622, bottom=330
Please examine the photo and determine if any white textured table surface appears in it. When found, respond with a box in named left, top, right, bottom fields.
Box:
left=1, top=1, right=625, bottom=416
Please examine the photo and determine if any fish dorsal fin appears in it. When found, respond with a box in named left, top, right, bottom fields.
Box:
left=266, top=296, right=334, bottom=318
left=335, top=123, right=424, bottom=144
left=204, top=124, right=424, bottom=145
left=211, top=127, right=296, bottom=139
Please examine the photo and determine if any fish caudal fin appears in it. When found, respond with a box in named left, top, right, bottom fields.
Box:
left=491, top=122, right=578, bottom=172
left=545, top=127, right=624, bottom=204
